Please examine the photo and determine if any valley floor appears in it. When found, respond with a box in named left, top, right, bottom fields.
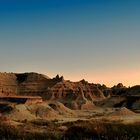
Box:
left=1, top=104, right=140, bottom=140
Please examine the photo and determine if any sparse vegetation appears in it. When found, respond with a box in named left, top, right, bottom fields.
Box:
left=0, top=119, right=140, bottom=140
left=63, top=120, right=140, bottom=140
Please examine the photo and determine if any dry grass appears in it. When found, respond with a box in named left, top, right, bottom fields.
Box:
left=1, top=117, right=140, bottom=140
left=63, top=119, right=140, bottom=140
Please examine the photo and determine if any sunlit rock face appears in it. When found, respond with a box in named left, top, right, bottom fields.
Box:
left=0, top=72, right=50, bottom=96
left=0, top=73, right=17, bottom=95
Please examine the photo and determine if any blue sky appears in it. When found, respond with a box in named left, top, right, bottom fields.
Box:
left=0, top=0, right=140, bottom=86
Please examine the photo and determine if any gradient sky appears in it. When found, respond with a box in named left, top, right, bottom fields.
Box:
left=0, top=0, right=140, bottom=86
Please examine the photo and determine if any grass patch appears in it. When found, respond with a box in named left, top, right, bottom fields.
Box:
left=0, top=119, right=140, bottom=140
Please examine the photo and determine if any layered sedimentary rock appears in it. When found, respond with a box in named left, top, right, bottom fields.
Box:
left=0, top=96, right=42, bottom=105
left=16, top=73, right=50, bottom=96
left=46, top=80, right=105, bottom=109
left=0, top=72, right=140, bottom=110
left=0, top=72, right=50, bottom=96
left=0, top=72, right=105, bottom=99
left=0, top=72, right=106, bottom=109
left=0, top=73, right=17, bottom=95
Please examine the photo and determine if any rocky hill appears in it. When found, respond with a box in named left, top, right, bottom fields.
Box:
left=0, top=72, right=139, bottom=110
left=0, top=72, right=106, bottom=109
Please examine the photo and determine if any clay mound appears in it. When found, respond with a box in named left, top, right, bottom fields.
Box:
left=68, top=101, right=79, bottom=110
left=110, top=107, right=136, bottom=116
left=8, top=103, right=62, bottom=121
left=81, top=101, right=96, bottom=110
left=8, top=104, right=36, bottom=121
left=75, top=87, right=96, bottom=110
left=27, top=102, right=61, bottom=119
left=47, top=101, right=76, bottom=116
left=65, top=100, right=96, bottom=110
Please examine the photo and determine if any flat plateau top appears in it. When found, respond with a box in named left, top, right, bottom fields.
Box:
left=0, top=96, right=42, bottom=99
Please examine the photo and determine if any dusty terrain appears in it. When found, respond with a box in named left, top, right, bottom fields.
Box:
left=0, top=72, right=140, bottom=139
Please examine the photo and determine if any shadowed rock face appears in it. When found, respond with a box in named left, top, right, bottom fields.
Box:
left=127, top=85, right=140, bottom=95
left=16, top=73, right=50, bottom=96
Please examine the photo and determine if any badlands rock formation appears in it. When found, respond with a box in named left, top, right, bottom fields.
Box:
left=0, top=73, right=106, bottom=110
left=0, top=72, right=140, bottom=111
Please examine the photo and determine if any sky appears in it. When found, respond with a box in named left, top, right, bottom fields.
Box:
left=0, top=0, right=139, bottom=87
